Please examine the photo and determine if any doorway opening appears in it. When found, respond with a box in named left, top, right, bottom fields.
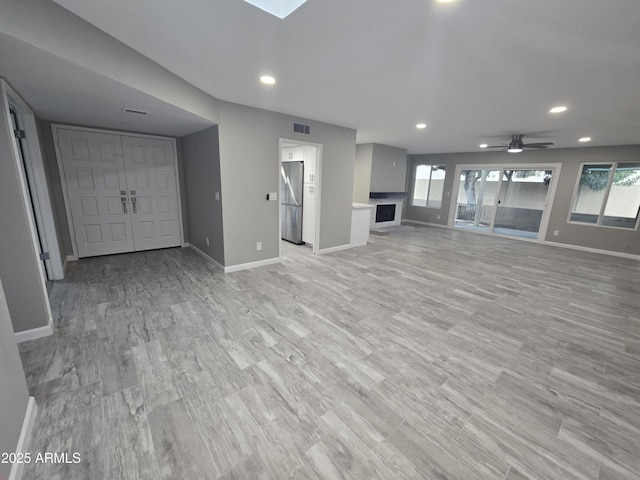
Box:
left=449, top=164, right=561, bottom=241
left=279, top=139, right=322, bottom=256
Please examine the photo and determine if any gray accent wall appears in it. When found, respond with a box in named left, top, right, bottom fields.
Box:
left=353, top=144, right=373, bottom=203
left=0, top=108, right=50, bottom=332
left=369, top=143, right=408, bottom=193
left=181, top=126, right=224, bottom=265
left=0, top=279, right=30, bottom=479
left=406, top=145, right=640, bottom=256
left=217, top=101, right=356, bottom=267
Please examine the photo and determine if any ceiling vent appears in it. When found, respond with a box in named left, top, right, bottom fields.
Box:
left=123, top=108, right=148, bottom=115
left=293, top=122, right=310, bottom=135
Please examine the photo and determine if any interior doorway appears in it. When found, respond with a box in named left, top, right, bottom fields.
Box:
left=450, top=164, right=561, bottom=241
left=279, top=139, right=322, bottom=256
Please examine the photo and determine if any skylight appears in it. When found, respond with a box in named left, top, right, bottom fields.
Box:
left=243, top=0, right=308, bottom=19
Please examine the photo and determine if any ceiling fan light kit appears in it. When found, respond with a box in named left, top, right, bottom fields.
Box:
left=484, top=134, right=554, bottom=153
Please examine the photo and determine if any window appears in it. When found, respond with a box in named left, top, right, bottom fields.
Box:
left=412, top=165, right=446, bottom=208
left=570, top=162, right=640, bottom=229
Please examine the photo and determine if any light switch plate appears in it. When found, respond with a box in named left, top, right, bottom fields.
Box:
left=215, top=192, right=220, bottom=201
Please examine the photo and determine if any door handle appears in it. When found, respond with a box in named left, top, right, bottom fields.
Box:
left=121, top=196, right=128, bottom=214
left=130, top=190, right=137, bottom=214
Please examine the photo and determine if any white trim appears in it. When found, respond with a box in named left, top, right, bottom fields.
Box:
left=14, top=315, right=54, bottom=343
left=403, top=219, right=449, bottom=229
left=542, top=239, right=640, bottom=261
left=448, top=163, right=562, bottom=243
left=188, top=243, right=224, bottom=270
left=51, top=124, right=184, bottom=258
left=9, top=397, right=37, bottom=480
left=278, top=139, right=323, bottom=257
left=66, top=255, right=78, bottom=263
left=404, top=218, right=640, bottom=261
left=224, top=257, right=281, bottom=273
left=316, top=243, right=352, bottom=255
left=1, top=79, right=55, bottom=332
left=2, top=80, right=64, bottom=280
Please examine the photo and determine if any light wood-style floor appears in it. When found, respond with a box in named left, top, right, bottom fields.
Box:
left=19, top=226, right=640, bottom=480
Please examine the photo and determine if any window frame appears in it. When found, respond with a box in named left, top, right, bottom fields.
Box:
left=568, top=161, right=640, bottom=231
left=411, top=164, right=446, bottom=209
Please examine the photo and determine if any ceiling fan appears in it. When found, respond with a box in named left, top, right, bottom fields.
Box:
left=484, top=134, right=554, bottom=153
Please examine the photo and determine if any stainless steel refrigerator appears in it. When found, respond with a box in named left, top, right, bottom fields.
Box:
left=281, top=161, right=304, bottom=244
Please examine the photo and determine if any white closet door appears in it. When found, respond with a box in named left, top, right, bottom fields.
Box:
left=57, top=129, right=134, bottom=257
left=122, top=136, right=182, bottom=252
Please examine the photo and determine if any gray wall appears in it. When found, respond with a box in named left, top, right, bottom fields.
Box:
left=0, top=108, right=50, bottom=332
left=353, top=144, right=373, bottom=203
left=406, top=145, right=640, bottom=255
left=1, top=0, right=219, bottom=124
left=181, top=126, right=224, bottom=265
left=369, top=143, right=408, bottom=193
left=0, top=279, right=30, bottom=479
left=217, top=101, right=356, bottom=266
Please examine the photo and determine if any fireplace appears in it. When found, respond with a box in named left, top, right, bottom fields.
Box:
left=375, top=204, right=396, bottom=223
left=369, top=192, right=406, bottom=230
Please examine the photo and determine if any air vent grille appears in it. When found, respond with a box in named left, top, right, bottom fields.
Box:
left=293, top=122, right=310, bottom=135
left=123, top=108, right=148, bottom=115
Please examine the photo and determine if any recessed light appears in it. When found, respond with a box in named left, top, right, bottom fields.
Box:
left=549, top=106, right=567, bottom=113
left=479, top=144, right=488, bottom=149
left=260, top=75, right=276, bottom=85
left=416, top=123, right=427, bottom=129
left=579, top=137, right=592, bottom=142
left=436, top=0, right=457, bottom=3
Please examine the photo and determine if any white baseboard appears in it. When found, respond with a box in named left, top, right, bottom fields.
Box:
left=65, top=254, right=77, bottom=262
left=15, top=315, right=54, bottom=343
left=9, top=397, right=37, bottom=480
left=404, top=219, right=640, bottom=261
left=316, top=243, right=352, bottom=255
left=402, top=219, right=449, bottom=229
left=224, top=257, right=281, bottom=273
left=541, top=240, right=640, bottom=261
left=350, top=242, right=368, bottom=247
left=188, top=244, right=224, bottom=270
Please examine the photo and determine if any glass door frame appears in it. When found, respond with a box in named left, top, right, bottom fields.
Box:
left=448, top=162, right=562, bottom=242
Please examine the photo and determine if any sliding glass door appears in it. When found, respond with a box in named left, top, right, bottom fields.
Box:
left=454, top=170, right=501, bottom=233
left=453, top=166, right=556, bottom=240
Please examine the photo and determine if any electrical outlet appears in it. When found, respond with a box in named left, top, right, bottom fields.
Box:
left=553, top=230, right=559, bottom=236
left=392, top=161, right=396, bottom=167
left=205, top=237, right=209, bottom=246
left=256, top=242, right=262, bottom=251
left=437, top=215, right=441, bottom=220
left=215, top=192, right=220, bottom=201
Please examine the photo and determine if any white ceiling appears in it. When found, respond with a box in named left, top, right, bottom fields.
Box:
left=9, top=0, right=640, bottom=153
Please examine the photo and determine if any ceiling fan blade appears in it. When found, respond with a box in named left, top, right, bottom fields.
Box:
left=484, top=145, right=507, bottom=149
left=522, top=143, right=553, bottom=149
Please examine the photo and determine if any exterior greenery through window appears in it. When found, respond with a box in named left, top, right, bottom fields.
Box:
left=412, top=165, right=446, bottom=208
left=570, top=162, right=640, bottom=229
